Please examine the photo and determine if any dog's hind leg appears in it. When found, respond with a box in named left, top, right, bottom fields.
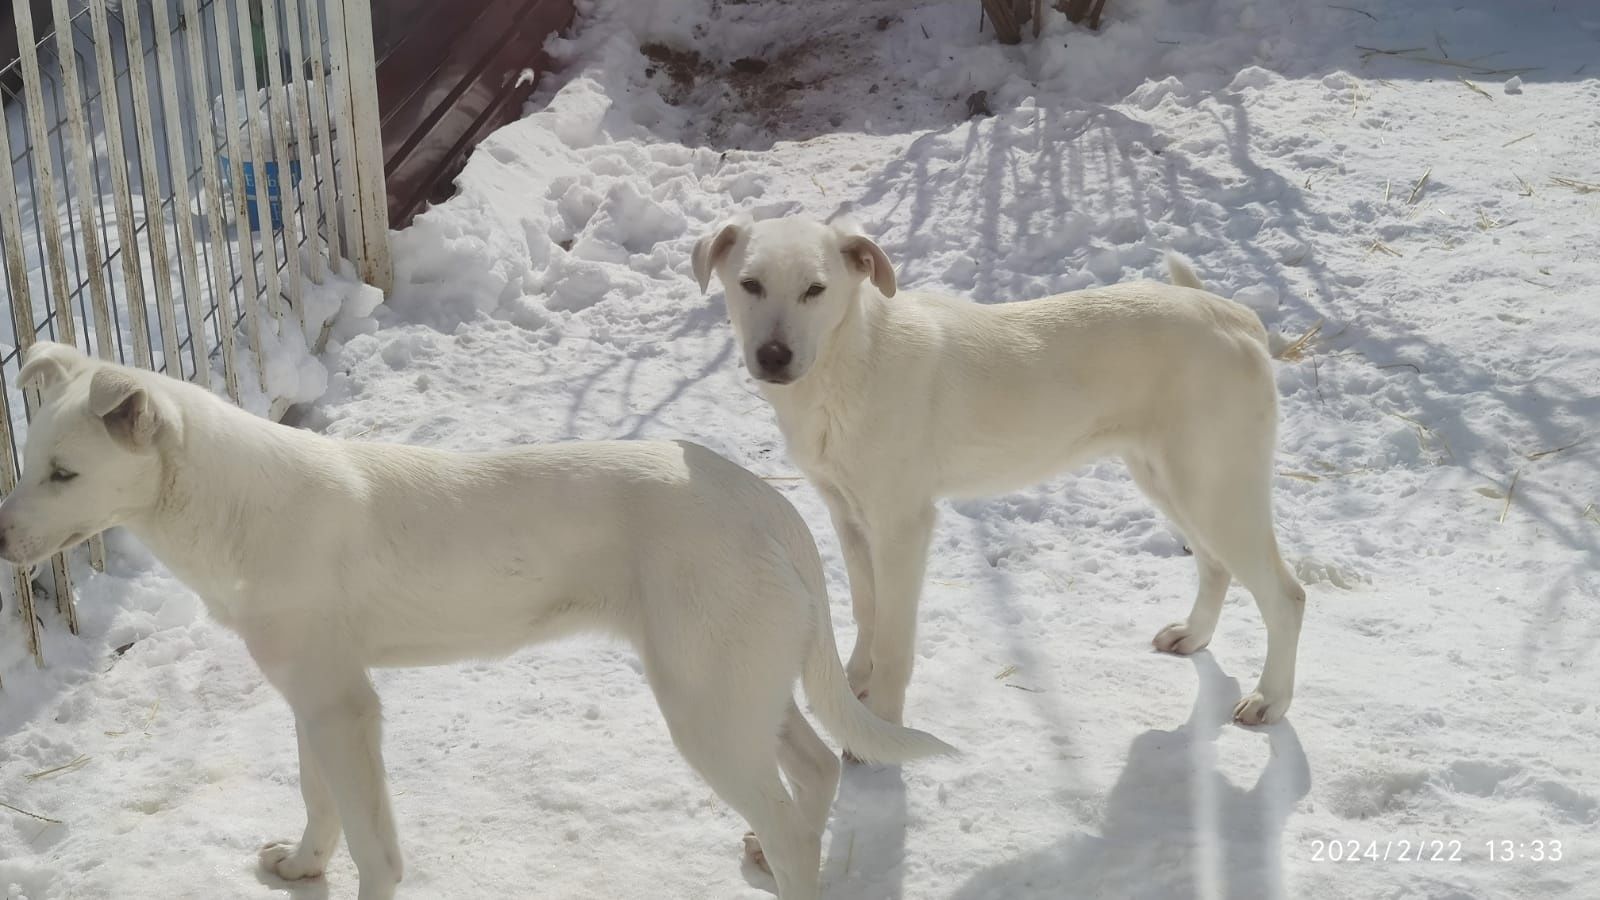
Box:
left=777, top=702, right=841, bottom=843
left=259, top=715, right=344, bottom=880
left=1128, top=455, right=1230, bottom=656
left=661, top=699, right=820, bottom=900
left=1142, top=432, right=1306, bottom=725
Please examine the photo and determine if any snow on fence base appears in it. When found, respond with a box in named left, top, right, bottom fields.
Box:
left=0, top=0, right=391, bottom=677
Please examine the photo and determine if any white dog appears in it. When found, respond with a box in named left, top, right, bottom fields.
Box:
left=0, top=342, right=953, bottom=900
left=693, top=215, right=1306, bottom=727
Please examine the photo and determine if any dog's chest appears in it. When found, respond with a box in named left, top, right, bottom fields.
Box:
left=773, top=401, right=866, bottom=485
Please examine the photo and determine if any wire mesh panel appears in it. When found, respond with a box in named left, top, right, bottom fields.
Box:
left=0, top=0, right=390, bottom=670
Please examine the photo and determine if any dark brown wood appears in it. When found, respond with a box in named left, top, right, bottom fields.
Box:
left=980, top=0, right=1021, bottom=44
left=1056, top=0, right=1108, bottom=29
left=373, top=0, right=576, bottom=228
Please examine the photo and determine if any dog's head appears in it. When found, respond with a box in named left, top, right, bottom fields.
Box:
left=692, top=215, right=896, bottom=385
left=0, top=342, right=178, bottom=566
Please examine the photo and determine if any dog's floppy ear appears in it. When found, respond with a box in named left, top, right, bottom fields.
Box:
left=19, top=341, right=88, bottom=393
left=89, top=368, right=164, bottom=450
left=838, top=233, right=896, bottom=298
left=691, top=216, right=748, bottom=293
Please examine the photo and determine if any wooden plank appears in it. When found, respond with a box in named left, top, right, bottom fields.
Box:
left=212, top=0, right=268, bottom=391
left=305, top=0, right=347, bottom=273
left=231, top=0, right=285, bottom=323
left=257, top=0, right=306, bottom=327
left=120, top=0, right=184, bottom=374
left=335, top=0, right=391, bottom=289
left=0, top=109, right=48, bottom=664
left=10, top=0, right=75, bottom=347
left=181, top=0, right=243, bottom=401
left=148, top=0, right=213, bottom=389
left=86, top=0, right=154, bottom=368
left=49, top=0, right=115, bottom=362
left=48, top=0, right=109, bottom=573
left=280, top=0, right=324, bottom=283
left=324, top=0, right=365, bottom=269
left=302, top=0, right=343, bottom=273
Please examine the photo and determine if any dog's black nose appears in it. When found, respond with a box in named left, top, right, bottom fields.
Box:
left=756, top=341, right=793, bottom=375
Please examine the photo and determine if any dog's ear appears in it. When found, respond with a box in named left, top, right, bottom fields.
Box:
left=89, top=368, right=164, bottom=450
left=838, top=233, right=896, bottom=298
left=19, top=341, right=88, bottom=393
left=691, top=217, right=748, bottom=293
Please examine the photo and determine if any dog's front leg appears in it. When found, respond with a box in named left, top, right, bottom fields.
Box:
left=820, top=486, right=877, bottom=695
left=295, top=673, right=403, bottom=900
left=259, top=715, right=343, bottom=880
left=250, top=627, right=403, bottom=900
left=859, top=502, right=937, bottom=727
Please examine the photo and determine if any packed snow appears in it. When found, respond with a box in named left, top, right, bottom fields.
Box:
left=4, top=1, right=1599, bottom=898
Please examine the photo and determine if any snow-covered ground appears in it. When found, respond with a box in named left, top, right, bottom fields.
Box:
left=4, top=0, right=1599, bottom=897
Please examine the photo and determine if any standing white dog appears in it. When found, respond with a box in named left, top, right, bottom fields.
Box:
left=0, top=342, right=952, bottom=900
left=693, top=215, right=1306, bottom=727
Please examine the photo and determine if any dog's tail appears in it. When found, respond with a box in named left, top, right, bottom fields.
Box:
left=798, top=571, right=957, bottom=764
left=1165, top=251, right=1205, bottom=290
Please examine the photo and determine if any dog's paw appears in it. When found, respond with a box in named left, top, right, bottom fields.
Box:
left=846, top=661, right=872, bottom=697
left=1152, top=622, right=1211, bottom=655
left=1232, top=691, right=1290, bottom=726
left=742, top=831, right=771, bottom=874
left=259, top=840, right=327, bottom=881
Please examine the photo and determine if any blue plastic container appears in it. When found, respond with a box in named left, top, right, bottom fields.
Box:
left=220, top=155, right=302, bottom=231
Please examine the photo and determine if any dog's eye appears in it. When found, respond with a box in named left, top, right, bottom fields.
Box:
left=740, top=279, right=764, bottom=296
left=803, top=284, right=825, bottom=299
left=49, top=467, right=78, bottom=484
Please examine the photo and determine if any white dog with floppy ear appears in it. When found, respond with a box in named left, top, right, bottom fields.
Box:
left=0, top=340, right=954, bottom=900
left=0, top=343, right=176, bottom=564
left=693, top=215, right=895, bottom=386
left=695, top=214, right=1306, bottom=729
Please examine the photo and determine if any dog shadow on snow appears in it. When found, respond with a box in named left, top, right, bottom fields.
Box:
left=951, top=654, right=1309, bottom=900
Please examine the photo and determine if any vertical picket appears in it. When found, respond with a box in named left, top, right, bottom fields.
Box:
left=181, top=0, right=242, bottom=401
left=10, top=1, right=84, bottom=629
left=334, top=0, right=390, bottom=289
left=323, top=0, right=363, bottom=270
left=280, top=0, right=324, bottom=283
left=120, top=0, right=184, bottom=374
left=48, top=0, right=109, bottom=573
left=230, top=0, right=284, bottom=322
left=86, top=0, right=154, bottom=368
left=210, top=0, right=268, bottom=390
left=256, top=0, right=306, bottom=329
left=0, top=115, right=48, bottom=664
left=11, top=1, right=73, bottom=344
left=148, top=0, right=212, bottom=389
left=303, top=0, right=343, bottom=273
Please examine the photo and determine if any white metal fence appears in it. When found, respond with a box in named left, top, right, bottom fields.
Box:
left=0, top=0, right=390, bottom=671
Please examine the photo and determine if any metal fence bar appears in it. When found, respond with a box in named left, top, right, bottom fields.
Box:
left=257, top=0, right=305, bottom=328
left=210, top=0, right=267, bottom=390
left=120, top=0, right=183, bottom=374
left=149, top=0, right=212, bottom=389
left=180, top=0, right=241, bottom=401
left=302, top=0, right=342, bottom=273
left=0, top=113, right=47, bottom=665
left=86, top=0, right=154, bottom=368
left=280, top=0, right=323, bottom=283
left=230, top=0, right=283, bottom=323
